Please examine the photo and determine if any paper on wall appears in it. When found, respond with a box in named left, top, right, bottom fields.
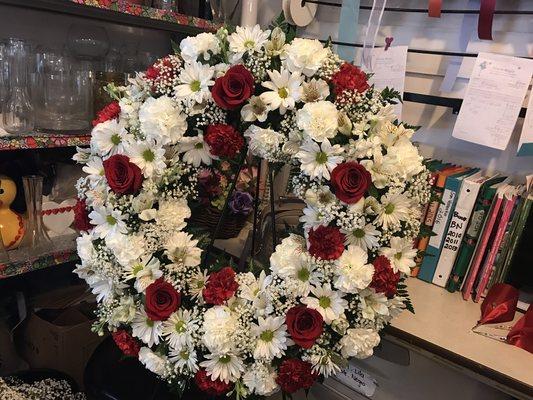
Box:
left=517, top=90, right=533, bottom=156
left=452, top=52, right=533, bottom=150
left=364, top=46, right=408, bottom=118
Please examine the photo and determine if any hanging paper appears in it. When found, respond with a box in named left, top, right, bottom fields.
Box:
left=337, top=0, right=361, bottom=62
left=517, top=90, right=533, bottom=156
left=452, top=53, right=533, bottom=150
left=361, top=0, right=388, bottom=71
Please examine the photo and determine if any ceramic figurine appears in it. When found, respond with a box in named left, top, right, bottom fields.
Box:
left=0, top=175, right=24, bottom=249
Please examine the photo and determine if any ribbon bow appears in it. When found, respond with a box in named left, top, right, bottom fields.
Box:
left=477, top=283, right=519, bottom=327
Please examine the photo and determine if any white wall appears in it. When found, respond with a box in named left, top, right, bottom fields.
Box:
left=257, top=0, right=533, bottom=178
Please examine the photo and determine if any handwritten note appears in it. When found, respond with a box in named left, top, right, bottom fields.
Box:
left=452, top=52, right=533, bottom=150
left=364, top=46, right=408, bottom=118
left=334, top=362, right=377, bottom=397
left=517, top=91, right=533, bottom=156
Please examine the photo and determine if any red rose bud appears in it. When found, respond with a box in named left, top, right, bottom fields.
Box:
left=112, top=329, right=141, bottom=357
left=73, top=198, right=92, bottom=232
left=276, top=359, right=317, bottom=394
left=286, top=306, right=323, bottom=348
left=103, top=154, right=143, bottom=195
left=370, top=255, right=400, bottom=298
left=194, top=369, right=233, bottom=396
left=92, top=101, right=120, bottom=126
left=145, top=278, right=181, bottom=321
left=202, top=266, right=239, bottom=305
left=330, top=63, right=369, bottom=96
left=211, top=64, right=255, bottom=110
left=330, top=161, right=371, bottom=204
left=205, top=124, right=244, bottom=159
left=308, top=225, right=345, bottom=260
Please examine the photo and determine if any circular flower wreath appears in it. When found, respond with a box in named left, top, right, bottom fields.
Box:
left=74, top=22, right=431, bottom=398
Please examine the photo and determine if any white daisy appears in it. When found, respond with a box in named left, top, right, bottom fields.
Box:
left=132, top=309, right=163, bottom=347
left=307, top=350, right=342, bottom=377
left=122, top=255, right=163, bottom=293
left=169, top=345, right=199, bottom=373
left=260, top=69, right=302, bottom=114
left=302, top=284, right=348, bottom=324
left=177, top=134, right=213, bottom=167
left=334, top=245, right=374, bottom=293
left=89, top=206, right=128, bottom=240
left=251, top=316, right=291, bottom=360
left=175, top=62, right=215, bottom=105
left=380, top=236, right=417, bottom=274
left=375, top=192, right=411, bottom=230
left=358, top=288, right=389, bottom=320
left=241, top=95, right=269, bottom=122
left=91, top=119, right=129, bottom=156
left=162, top=309, right=198, bottom=349
left=138, top=347, right=169, bottom=377
left=126, top=140, right=166, bottom=178
left=165, top=231, right=202, bottom=267
left=342, top=223, right=381, bottom=251
left=200, top=352, right=244, bottom=384
left=188, top=268, right=209, bottom=299
left=296, top=139, right=344, bottom=180
left=228, top=24, right=270, bottom=60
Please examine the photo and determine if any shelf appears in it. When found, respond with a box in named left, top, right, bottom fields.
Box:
left=0, top=0, right=218, bottom=35
left=0, top=132, right=91, bottom=151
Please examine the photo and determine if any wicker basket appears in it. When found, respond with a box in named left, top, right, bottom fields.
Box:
left=190, top=205, right=248, bottom=239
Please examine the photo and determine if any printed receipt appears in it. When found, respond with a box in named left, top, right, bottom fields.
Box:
left=452, top=52, right=533, bottom=150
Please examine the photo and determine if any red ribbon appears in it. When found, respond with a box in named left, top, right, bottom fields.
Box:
left=428, top=0, right=442, bottom=17
left=478, top=0, right=496, bottom=40
left=507, top=305, right=533, bottom=353
left=478, top=283, right=519, bottom=326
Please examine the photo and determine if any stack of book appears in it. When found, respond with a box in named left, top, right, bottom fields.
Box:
left=413, top=160, right=532, bottom=306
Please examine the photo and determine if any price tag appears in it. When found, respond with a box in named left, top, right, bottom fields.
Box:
left=334, top=363, right=377, bottom=398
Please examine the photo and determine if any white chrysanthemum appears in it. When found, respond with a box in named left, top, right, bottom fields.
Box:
left=91, top=119, right=130, bottom=157
left=180, top=32, right=221, bottom=62
left=156, top=199, right=191, bottom=231
left=178, top=134, right=213, bottom=167
left=202, top=306, right=237, bottom=353
left=132, top=309, right=163, bottom=347
left=375, top=192, right=411, bottom=230
left=138, top=347, right=169, bottom=377
left=296, top=139, right=344, bottom=180
left=175, top=62, right=215, bottom=105
left=260, top=69, right=302, bottom=114
left=342, top=223, right=381, bottom=251
left=245, top=125, right=284, bottom=159
left=165, top=231, right=202, bottom=267
left=296, top=101, right=338, bottom=142
left=89, top=206, right=128, bottom=240
left=228, top=24, right=270, bottom=60
left=126, top=140, right=166, bottom=178
left=381, top=136, right=424, bottom=181
left=283, top=38, right=329, bottom=77
left=243, top=361, right=279, bottom=396
left=241, top=95, right=269, bottom=122
left=380, top=236, right=417, bottom=274
left=138, top=96, right=187, bottom=145
left=162, top=309, right=198, bottom=349
left=251, top=316, right=291, bottom=360
left=358, top=288, right=389, bottom=320
left=334, top=245, right=374, bottom=293
left=169, top=344, right=199, bottom=373
left=302, top=284, right=348, bottom=324
left=122, top=255, right=163, bottom=293
left=200, top=352, right=244, bottom=384
left=301, top=78, right=330, bottom=103
left=270, top=234, right=307, bottom=276
left=339, top=328, right=380, bottom=359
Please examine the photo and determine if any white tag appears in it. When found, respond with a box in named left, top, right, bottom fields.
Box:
left=334, top=363, right=377, bottom=398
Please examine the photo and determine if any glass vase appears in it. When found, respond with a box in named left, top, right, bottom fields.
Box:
left=19, top=175, right=53, bottom=257
left=210, top=0, right=241, bottom=24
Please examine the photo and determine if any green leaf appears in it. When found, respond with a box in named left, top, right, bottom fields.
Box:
left=368, top=184, right=379, bottom=199
left=171, top=39, right=180, bottom=55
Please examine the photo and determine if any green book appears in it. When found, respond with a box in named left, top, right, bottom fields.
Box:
left=445, top=176, right=505, bottom=292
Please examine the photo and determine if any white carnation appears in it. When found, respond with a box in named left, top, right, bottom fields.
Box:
left=339, top=328, right=380, bottom=359
left=180, top=32, right=220, bottom=63
left=138, top=96, right=187, bottom=145
left=245, top=125, right=285, bottom=160
left=138, top=347, right=169, bottom=377
left=156, top=199, right=191, bottom=231
left=296, top=101, right=338, bottom=142
left=202, top=306, right=237, bottom=353
left=243, top=362, right=279, bottom=396
left=270, top=234, right=307, bottom=276
left=334, top=245, right=374, bottom=293
left=283, top=38, right=329, bottom=77
left=382, top=137, right=424, bottom=181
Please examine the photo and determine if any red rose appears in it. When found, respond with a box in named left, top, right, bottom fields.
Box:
left=194, top=369, right=233, bottom=396
left=276, top=359, right=317, bottom=394
left=92, top=101, right=121, bottom=126
left=103, top=154, right=143, bottom=195
left=330, top=63, right=369, bottom=96
left=370, top=255, right=400, bottom=298
left=145, top=278, right=181, bottom=321
left=205, top=124, right=244, bottom=158
left=73, top=198, right=92, bottom=232
left=286, top=306, right=323, bottom=348
left=308, top=225, right=345, bottom=260
left=203, top=267, right=239, bottom=305
left=330, top=162, right=371, bottom=204
left=112, top=329, right=141, bottom=357
left=211, top=65, right=255, bottom=110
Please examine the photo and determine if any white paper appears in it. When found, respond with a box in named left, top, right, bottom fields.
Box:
left=334, top=363, right=377, bottom=397
left=452, top=52, right=533, bottom=150
left=517, top=91, right=533, bottom=156
left=364, top=46, right=408, bottom=118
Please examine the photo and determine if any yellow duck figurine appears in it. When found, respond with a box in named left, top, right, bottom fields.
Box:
left=0, top=175, right=24, bottom=249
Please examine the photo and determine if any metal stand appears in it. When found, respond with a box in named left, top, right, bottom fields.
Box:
left=268, top=164, right=277, bottom=252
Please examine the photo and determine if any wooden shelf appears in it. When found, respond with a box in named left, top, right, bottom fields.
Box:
left=0, top=0, right=218, bottom=35
left=0, top=132, right=91, bottom=151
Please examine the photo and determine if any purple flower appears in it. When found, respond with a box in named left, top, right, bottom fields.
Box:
left=229, top=191, right=253, bottom=215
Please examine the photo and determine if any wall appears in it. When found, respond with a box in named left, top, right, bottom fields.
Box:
left=257, top=0, right=533, bottom=178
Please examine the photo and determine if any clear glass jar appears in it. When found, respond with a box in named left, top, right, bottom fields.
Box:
left=2, top=38, right=34, bottom=135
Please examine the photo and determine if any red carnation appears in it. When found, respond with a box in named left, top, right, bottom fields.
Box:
left=276, top=359, right=317, bottom=394
left=203, top=267, right=239, bottom=305
left=308, top=226, right=345, bottom=260
left=145, top=278, right=181, bottom=321
left=331, top=63, right=369, bottom=96
left=330, top=162, right=371, bottom=204
left=73, top=198, right=92, bottom=232
left=286, top=306, right=323, bottom=348
left=145, top=65, right=160, bottom=80
left=194, top=369, right=233, bottom=396
left=205, top=124, right=244, bottom=158
left=103, top=154, right=143, bottom=195
left=112, top=330, right=141, bottom=357
left=212, top=64, right=255, bottom=110
left=370, top=255, right=400, bottom=298
left=92, top=101, right=120, bottom=126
